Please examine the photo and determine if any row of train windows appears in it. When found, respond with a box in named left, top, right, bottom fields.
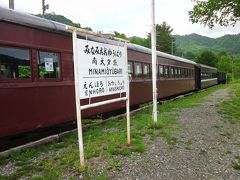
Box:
left=201, top=72, right=217, bottom=79
left=128, top=61, right=194, bottom=79
left=0, top=46, right=193, bottom=81
left=0, top=46, right=60, bottom=80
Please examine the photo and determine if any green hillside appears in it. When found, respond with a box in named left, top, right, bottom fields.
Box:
left=175, top=33, right=240, bottom=56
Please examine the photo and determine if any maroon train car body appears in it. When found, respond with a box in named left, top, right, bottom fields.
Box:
left=0, top=7, right=205, bottom=140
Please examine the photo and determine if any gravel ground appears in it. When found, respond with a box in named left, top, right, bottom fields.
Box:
left=89, top=87, right=240, bottom=179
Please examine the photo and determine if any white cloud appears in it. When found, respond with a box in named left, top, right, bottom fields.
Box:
left=0, top=0, right=239, bottom=38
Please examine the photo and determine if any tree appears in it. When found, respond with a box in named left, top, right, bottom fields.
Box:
left=189, top=0, right=240, bottom=28
left=148, top=22, right=176, bottom=54
left=196, top=50, right=218, bottom=67
left=36, top=13, right=81, bottom=28
left=114, top=31, right=128, bottom=40
left=129, top=36, right=150, bottom=48
left=36, top=12, right=92, bottom=31
left=184, top=51, right=197, bottom=60
left=82, top=27, right=93, bottom=31
left=217, top=55, right=232, bottom=73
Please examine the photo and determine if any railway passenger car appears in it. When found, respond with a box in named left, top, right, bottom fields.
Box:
left=127, top=44, right=196, bottom=105
left=0, top=7, right=224, bottom=144
left=217, top=71, right=227, bottom=84
left=199, top=64, right=218, bottom=89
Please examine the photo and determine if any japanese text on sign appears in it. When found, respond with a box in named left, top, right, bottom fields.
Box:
left=77, top=39, right=127, bottom=99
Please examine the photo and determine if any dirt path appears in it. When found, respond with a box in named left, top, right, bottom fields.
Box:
left=106, top=88, right=240, bottom=179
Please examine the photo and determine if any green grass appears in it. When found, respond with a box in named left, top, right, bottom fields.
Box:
left=8, top=149, right=40, bottom=162
left=218, top=83, right=240, bottom=123
left=217, top=81, right=240, bottom=170
left=232, top=156, right=240, bottom=170
left=0, top=84, right=227, bottom=179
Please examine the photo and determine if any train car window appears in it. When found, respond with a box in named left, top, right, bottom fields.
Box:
left=170, top=67, right=174, bottom=78
left=37, top=51, right=60, bottom=79
left=164, top=66, right=169, bottom=77
left=134, top=62, right=142, bottom=78
left=184, top=68, right=187, bottom=78
left=128, top=61, right=133, bottom=76
left=180, top=68, right=184, bottom=78
left=175, top=68, right=178, bottom=78
left=213, top=73, right=217, bottom=78
left=0, top=46, right=31, bottom=80
left=143, top=64, right=150, bottom=78
left=159, top=65, right=164, bottom=77
left=178, top=68, right=181, bottom=78
left=201, top=72, right=204, bottom=79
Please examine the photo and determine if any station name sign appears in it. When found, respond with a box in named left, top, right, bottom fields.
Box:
left=77, top=39, right=127, bottom=99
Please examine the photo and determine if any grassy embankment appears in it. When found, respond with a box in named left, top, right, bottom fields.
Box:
left=217, top=81, right=240, bottom=170
left=0, top=84, right=226, bottom=179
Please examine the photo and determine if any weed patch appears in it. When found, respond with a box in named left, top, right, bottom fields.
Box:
left=8, top=149, right=40, bottom=162
left=232, top=156, right=240, bottom=170
left=218, top=83, right=240, bottom=123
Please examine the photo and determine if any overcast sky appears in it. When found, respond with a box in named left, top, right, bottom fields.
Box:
left=1, top=0, right=239, bottom=38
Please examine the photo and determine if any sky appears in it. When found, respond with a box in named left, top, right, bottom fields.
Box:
left=1, top=0, right=239, bottom=38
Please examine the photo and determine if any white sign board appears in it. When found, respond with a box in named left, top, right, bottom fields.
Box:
left=44, top=58, right=54, bottom=72
left=77, top=39, right=127, bottom=99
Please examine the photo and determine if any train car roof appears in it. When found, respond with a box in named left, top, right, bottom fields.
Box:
left=0, top=6, right=197, bottom=65
left=128, top=43, right=197, bottom=65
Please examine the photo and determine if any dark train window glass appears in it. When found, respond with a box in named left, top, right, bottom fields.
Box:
left=134, top=62, right=142, bottom=78
left=181, top=68, right=184, bottom=78
left=164, top=66, right=169, bottom=77
left=184, top=68, right=187, bottom=77
left=128, top=61, right=133, bottom=75
left=38, top=51, right=60, bottom=79
left=212, top=73, right=217, bottom=78
left=190, top=69, right=193, bottom=77
left=0, top=46, right=31, bottom=79
left=170, top=67, right=174, bottom=77
left=178, top=68, right=181, bottom=77
left=143, top=64, right=150, bottom=78
left=201, top=72, right=207, bottom=79
left=182, top=68, right=184, bottom=77
left=159, top=65, right=164, bottom=77
left=175, top=68, right=178, bottom=78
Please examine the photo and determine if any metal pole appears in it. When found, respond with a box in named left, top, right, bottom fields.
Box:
left=42, top=0, right=45, bottom=15
left=72, top=30, right=85, bottom=167
left=125, top=43, right=131, bottom=145
left=126, top=76, right=130, bottom=145
left=151, top=0, right=158, bottom=123
left=9, top=0, right=14, bottom=9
